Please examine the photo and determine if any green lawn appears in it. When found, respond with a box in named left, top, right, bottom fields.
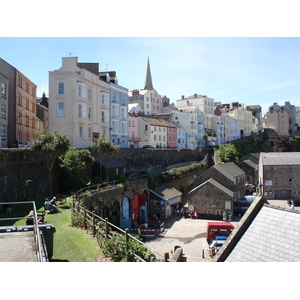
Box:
left=1, top=197, right=102, bottom=262
left=46, top=200, right=102, bottom=262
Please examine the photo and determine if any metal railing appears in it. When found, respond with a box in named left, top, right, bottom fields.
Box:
left=71, top=201, right=165, bottom=262
left=0, top=201, right=47, bottom=262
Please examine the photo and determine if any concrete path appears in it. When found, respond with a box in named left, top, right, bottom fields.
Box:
left=145, top=215, right=240, bottom=262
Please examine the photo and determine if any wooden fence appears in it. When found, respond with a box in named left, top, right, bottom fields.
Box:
left=71, top=199, right=165, bottom=262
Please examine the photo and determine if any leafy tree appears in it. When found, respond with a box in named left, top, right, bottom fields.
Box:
left=272, top=135, right=293, bottom=152
left=59, top=148, right=94, bottom=190
left=214, top=143, right=240, bottom=164
left=92, top=136, right=119, bottom=181
left=31, top=130, right=70, bottom=196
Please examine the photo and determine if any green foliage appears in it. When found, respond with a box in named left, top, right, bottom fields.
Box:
left=59, top=148, right=93, bottom=190
left=31, top=130, right=70, bottom=153
left=161, top=163, right=204, bottom=181
left=115, top=174, right=126, bottom=183
left=31, top=130, right=70, bottom=196
left=103, top=232, right=155, bottom=262
left=290, top=136, right=300, bottom=151
left=214, top=143, right=240, bottom=164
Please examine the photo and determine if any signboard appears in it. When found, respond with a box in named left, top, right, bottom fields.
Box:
left=225, top=201, right=231, bottom=210
left=265, top=180, right=272, bottom=186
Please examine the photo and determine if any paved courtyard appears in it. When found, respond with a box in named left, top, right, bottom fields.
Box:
left=145, top=199, right=297, bottom=262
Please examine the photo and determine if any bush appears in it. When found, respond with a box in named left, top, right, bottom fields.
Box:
left=102, top=232, right=155, bottom=262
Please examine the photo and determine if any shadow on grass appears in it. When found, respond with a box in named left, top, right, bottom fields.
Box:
left=49, top=259, right=69, bottom=262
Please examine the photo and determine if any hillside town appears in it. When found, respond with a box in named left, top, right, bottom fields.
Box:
left=1, top=56, right=299, bottom=149
left=1, top=55, right=300, bottom=263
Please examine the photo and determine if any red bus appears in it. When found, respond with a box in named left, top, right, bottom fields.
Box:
left=206, top=222, right=235, bottom=242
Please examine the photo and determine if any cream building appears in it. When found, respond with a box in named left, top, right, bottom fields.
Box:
left=49, top=57, right=110, bottom=148
left=264, top=107, right=290, bottom=136
left=227, top=103, right=253, bottom=137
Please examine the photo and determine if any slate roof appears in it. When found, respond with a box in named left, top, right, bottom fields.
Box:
left=189, top=178, right=234, bottom=198
left=217, top=203, right=300, bottom=262
left=260, top=152, right=300, bottom=166
left=239, top=159, right=257, bottom=169
left=213, top=162, right=245, bottom=180
left=98, top=158, right=125, bottom=168
left=150, top=184, right=182, bottom=200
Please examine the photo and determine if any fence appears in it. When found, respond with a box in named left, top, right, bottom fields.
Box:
left=71, top=199, right=165, bottom=262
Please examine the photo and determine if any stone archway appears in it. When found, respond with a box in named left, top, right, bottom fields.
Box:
left=111, top=200, right=120, bottom=227
left=103, top=205, right=110, bottom=219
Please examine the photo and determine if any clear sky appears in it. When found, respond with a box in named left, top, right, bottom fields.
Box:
left=1, top=2, right=300, bottom=116
left=1, top=37, right=299, bottom=114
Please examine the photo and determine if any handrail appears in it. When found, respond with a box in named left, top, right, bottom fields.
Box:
left=0, top=201, right=46, bottom=262
left=73, top=202, right=165, bottom=261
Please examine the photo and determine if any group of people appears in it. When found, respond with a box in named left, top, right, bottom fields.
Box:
left=44, top=197, right=58, bottom=213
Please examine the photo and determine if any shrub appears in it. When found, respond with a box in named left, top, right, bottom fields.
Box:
left=102, top=232, right=155, bottom=262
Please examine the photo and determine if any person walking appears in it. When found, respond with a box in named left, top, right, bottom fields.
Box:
left=291, top=201, right=295, bottom=210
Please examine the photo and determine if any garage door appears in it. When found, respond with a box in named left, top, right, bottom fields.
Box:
left=274, top=190, right=291, bottom=200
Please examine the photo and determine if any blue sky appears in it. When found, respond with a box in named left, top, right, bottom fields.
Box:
left=1, top=37, right=299, bottom=114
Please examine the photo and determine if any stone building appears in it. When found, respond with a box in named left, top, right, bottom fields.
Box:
left=194, top=161, right=246, bottom=201
left=187, top=178, right=234, bottom=218
left=238, top=153, right=260, bottom=186
left=259, top=152, right=300, bottom=200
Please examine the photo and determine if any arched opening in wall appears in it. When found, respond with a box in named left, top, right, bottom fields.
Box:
left=103, top=205, right=110, bottom=220
left=121, top=197, right=131, bottom=229
left=111, top=200, right=120, bottom=227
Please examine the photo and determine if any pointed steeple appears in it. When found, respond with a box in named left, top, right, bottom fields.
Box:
left=144, top=57, right=154, bottom=90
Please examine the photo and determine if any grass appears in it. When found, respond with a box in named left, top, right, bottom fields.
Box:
left=0, top=197, right=102, bottom=262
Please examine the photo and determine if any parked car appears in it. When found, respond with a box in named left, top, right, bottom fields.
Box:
left=233, top=205, right=249, bottom=216
left=208, top=236, right=227, bottom=256
left=287, top=199, right=300, bottom=206
left=143, top=145, right=154, bottom=148
left=18, top=142, right=30, bottom=148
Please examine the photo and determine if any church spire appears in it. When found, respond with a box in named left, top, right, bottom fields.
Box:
left=144, top=57, right=154, bottom=90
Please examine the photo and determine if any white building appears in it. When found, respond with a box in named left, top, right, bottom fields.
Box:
left=49, top=57, right=110, bottom=148
left=176, top=94, right=214, bottom=115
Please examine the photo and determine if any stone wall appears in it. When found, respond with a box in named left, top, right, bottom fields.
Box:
left=0, top=149, right=50, bottom=202
left=115, top=146, right=207, bottom=176
left=1, top=146, right=207, bottom=203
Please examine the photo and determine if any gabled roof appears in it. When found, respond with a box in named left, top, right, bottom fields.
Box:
left=97, top=158, right=125, bottom=168
left=213, top=162, right=245, bottom=180
left=189, top=178, right=234, bottom=198
left=150, top=184, right=182, bottom=200
left=260, top=152, right=300, bottom=166
left=216, top=201, right=300, bottom=262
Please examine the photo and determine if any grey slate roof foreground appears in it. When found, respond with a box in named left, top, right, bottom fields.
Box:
left=216, top=196, right=300, bottom=262
left=260, top=152, right=300, bottom=165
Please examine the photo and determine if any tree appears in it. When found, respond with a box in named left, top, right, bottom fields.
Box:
left=92, top=136, right=119, bottom=181
left=273, top=135, right=293, bottom=152
left=31, top=130, right=70, bottom=196
left=59, top=148, right=94, bottom=190
left=214, top=143, right=240, bottom=164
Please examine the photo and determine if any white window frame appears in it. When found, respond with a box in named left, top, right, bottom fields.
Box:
left=57, top=103, right=65, bottom=117
left=78, top=85, right=86, bottom=97
left=78, top=104, right=86, bottom=118
left=58, top=82, right=64, bottom=95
